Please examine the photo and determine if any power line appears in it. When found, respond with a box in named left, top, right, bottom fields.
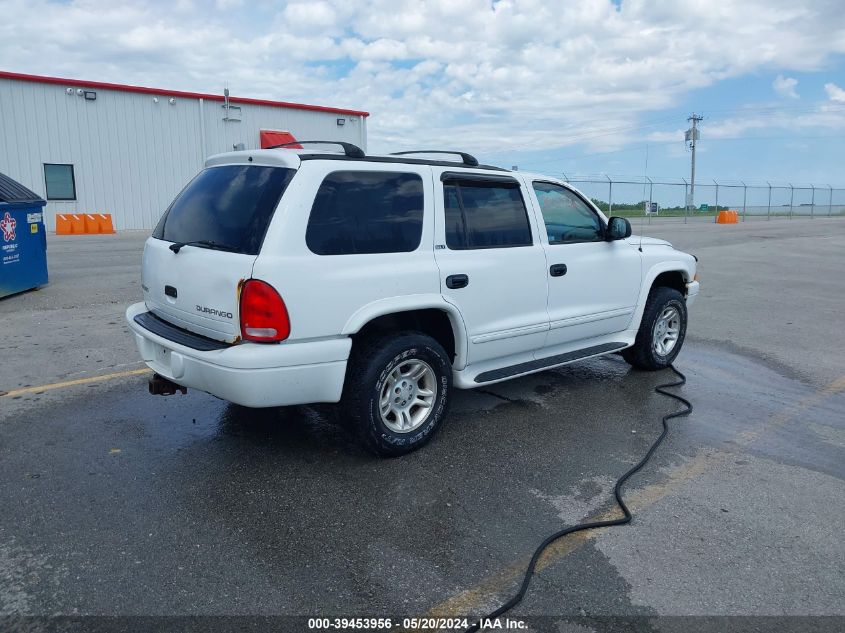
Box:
left=536, top=115, right=680, bottom=145
left=518, top=141, right=680, bottom=167
left=556, top=105, right=845, bottom=144
left=516, top=134, right=845, bottom=169
left=697, top=103, right=845, bottom=115
left=512, top=106, right=845, bottom=168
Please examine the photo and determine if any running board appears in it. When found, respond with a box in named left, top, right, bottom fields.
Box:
left=474, top=342, right=627, bottom=383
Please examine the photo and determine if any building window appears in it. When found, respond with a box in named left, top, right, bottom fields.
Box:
left=306, top=171, right=424, bottom=255
left=44, top=164, right=76, bottom=201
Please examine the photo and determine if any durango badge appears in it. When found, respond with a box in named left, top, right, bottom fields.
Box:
left=196, top=305, right=233, bottom=319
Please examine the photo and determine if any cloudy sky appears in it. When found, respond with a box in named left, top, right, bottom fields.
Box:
left=2, top=0, right=845, bottom=186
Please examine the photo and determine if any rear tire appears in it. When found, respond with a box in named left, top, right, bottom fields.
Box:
left=622, top=286, right=687, bottom=370
left=341, top=332, right=452, bottom=456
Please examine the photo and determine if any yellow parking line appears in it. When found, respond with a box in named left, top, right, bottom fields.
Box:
left=421, top=373, right=845, bottom=620
left=1, top=367, right=152, bottom=398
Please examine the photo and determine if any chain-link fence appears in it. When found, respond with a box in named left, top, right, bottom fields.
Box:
left=559, top=175, right=845, bottom=222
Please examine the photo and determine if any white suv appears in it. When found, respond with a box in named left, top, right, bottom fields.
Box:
left=126, top=143, right=699, bottom=455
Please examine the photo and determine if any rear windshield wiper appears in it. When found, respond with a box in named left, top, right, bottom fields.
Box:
left=168, top=240, right=240, bottom=254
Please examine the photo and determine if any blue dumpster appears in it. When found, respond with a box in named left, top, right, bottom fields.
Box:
left=0, top=172, right=48, bottom=299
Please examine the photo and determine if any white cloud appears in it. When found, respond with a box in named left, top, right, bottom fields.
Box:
left=697, top=108, right=845, bottom=139
left=825, top=82, right=845, bottom=102
left=281, top=1, right=337, bottom=30
left=359, top=38, right=409, bottom=61
left=646, top=130, right=686, bottom=143
left=215, top=0, right=244, bottom=9
left=773, top=75, right=799, bottom=98
left=0, top=0, right=844, bottom=155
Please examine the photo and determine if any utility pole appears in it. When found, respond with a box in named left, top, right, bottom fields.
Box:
left=686, top=114, right=703, bottom=211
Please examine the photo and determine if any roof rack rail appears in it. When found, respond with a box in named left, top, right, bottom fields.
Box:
left=268, top=140, right=366, bottom=158
left=390, top=150, right=479, bottom=167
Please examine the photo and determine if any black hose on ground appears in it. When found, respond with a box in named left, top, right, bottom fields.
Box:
left=465, top=365, right=693, bottom=632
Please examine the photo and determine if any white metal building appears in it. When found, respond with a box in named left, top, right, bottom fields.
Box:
left=0, top=71, right=369, bottom=231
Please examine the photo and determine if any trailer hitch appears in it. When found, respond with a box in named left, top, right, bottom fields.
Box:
left=148, top=373, right=187, bottom=396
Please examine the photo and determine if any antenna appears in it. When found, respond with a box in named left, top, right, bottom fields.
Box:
left=222, top=84, right=237, bottom=122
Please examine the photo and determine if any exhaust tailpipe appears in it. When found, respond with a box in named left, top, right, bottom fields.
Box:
left=149, top=373, right=187, bottom=396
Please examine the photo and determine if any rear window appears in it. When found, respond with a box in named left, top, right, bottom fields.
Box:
left=152, top=165, right=295, bottom=255
left=306, top=171, right=424, bottom=255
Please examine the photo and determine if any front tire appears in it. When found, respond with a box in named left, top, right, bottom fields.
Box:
left=341, top=332, right=452, bottom=456
left=622, top=286, right=687, bottom=370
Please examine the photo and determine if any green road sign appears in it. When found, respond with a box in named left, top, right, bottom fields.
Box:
left=699, top=203, right=709, bottom=211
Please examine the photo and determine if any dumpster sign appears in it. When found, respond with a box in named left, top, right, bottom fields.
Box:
left=2, top=211, right=20, bottom=266
left=1, top=211, right=17, bottom=241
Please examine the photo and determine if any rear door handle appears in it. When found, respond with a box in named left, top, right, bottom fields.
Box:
left=446, top=274, right=469, bottom=289
left=550, top=264, right=567, bottom=277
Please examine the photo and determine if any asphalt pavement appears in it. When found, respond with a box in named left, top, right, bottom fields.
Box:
left=1, top=217, right=843, bottom=632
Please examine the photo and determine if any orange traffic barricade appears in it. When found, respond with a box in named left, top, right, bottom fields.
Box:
left=56, top=213, right=115, bottom=234
left=84, top=214, right=99, bottom=233
left=83, top=214, right=116, bottom=234
left=97, top=213, right=116, bottom=233
left=716, top=210, right=739, bottom=224
left=55, top=213, right=87, bottom=234
left=55, top=214, right=73, bottom=234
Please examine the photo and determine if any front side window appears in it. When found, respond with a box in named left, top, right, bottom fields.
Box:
left=444, top=179, right=532, bottom=249
left=152, top=165, right=295, bottom=255
left=44, top=164, right=76, bottom=200
left=306, top=171, right=424, bottom=255
left=533, top=182, right=603, bottom=244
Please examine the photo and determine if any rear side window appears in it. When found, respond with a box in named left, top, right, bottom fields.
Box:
left=444, top=179, right=532, bottom=249
left=306, top=171, right=424, bottom=255
left=152, top=165, right=295, bottom=255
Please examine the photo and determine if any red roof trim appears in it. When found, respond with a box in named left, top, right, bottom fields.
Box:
left=0, top=70, right=369, bottom=117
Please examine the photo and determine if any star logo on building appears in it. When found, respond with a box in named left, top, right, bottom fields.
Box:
left=0, top=211, right=16, bottom=242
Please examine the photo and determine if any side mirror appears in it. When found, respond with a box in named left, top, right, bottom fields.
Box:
left=606, top=216, right=632, bottom=241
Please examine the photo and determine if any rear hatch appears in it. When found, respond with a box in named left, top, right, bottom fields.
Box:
left=142, top=162, right=295, bottom=343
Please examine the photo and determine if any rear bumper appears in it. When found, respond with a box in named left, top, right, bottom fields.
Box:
left=125, top=302, right=351, bottom=407
left=686, top=280, right=700, bottom=307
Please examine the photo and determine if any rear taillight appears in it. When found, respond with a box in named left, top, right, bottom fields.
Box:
left=239, top=279, right=290, bottom=342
